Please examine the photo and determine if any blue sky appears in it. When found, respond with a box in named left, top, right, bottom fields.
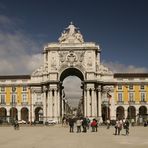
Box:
left=0, top=0, right=148, bottom=107
left=0, top=0, right=148, bottom=74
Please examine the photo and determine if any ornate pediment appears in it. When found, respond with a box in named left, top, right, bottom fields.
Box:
left=58, top=22, right=84, bottom=44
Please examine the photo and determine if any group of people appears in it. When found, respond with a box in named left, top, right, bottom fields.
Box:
left=68, top=117, right=98, bottom=133
left=114, top=119, right=130, bottom=136
left=64, top=116, right=131, bottom=135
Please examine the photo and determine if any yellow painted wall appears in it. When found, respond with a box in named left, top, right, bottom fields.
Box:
left=123, top=85, right=128, bottom=102
left=3, top=86, right=30, bottom=105
left=113, top=84, right=148, bottom=103
left=114, top=85, right=117, bottom=103
left=6, top=87, right=11, bottom=105
left=135, top=85, right=140, bottom=102
left=27, top=87, right=30, bottom=105
left=17, top=86, right=21, bottom=105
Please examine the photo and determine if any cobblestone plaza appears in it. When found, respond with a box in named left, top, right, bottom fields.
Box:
left=0, top=125, right=148, bottom=148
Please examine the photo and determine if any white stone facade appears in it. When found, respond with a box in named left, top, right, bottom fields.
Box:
left=30, top=23, right=115, bottom=123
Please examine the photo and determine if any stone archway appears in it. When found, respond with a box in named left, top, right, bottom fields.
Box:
left=0, top=107, right=7, bottom=121
left=21, top=107, right=29, bottom=122
left=35, top=107, right=43, bottom=122
left=10, top=107, right=18, bottom=121
left=127, top=106, right=136, bottom=120
left=139, top=106, right=147, bottom=118
left=59, top=67, right=84, bottom=117
left=102, top=106, right=110, bottom=122
left=116, top=106, right=124, bottom=120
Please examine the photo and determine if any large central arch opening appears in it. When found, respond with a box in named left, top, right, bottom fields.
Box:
left=60, top=68, right=84, bottom=117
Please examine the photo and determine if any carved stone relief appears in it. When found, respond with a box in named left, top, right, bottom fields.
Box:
left=51, top=57, right=57, bottom=70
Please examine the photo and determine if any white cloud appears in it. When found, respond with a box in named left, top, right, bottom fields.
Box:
left=63, top=76, right=82, bottom=107
left=0, top=15, right=43, bottom=75
left=102, top=61, right=148, bottom=73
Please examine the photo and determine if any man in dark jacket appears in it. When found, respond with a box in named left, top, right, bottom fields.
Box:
left=124, top=119, right=130, bottom=136
left=69, top=118, right=75, bottom=132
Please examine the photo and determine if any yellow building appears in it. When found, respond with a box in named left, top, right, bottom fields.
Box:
left=0, top=75, right=31, bottom=123
left=113, top=73, right=148, bottom=123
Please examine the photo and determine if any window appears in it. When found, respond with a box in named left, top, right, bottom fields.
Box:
left=140, top=85, right=145, bottom=90
left=0, top=94, right=5, bottom=104
left=22, top=86, right=27, bottom=92
left=118, top=85, right=122, bottom=90
left=141, top=92, right=145, bottom=102
left=118, top=93, right=122, bottom=102
left=129, top=92, right=134, bottom=101
left=22, top=93, right=27, bottom=102
left=129, top=84, right=133, bottom=90
left=1, top=86, right=5, bottom=92
left=12, top=86, right=16, bottom=92
left=11, top=94, right=16, bottom=103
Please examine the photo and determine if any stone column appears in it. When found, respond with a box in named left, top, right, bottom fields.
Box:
left=47, top=90, right=49, bottom=120
left=17, top=110, right=21, bottom=121
left=31, top=90, right=35, bottom=122
left=54, top=89, right=57, bottom=120
left=86, top=88, right=91, bottom=117
left=43, top=86, right=47, bottom=123
left=125, top=109, right=128, bottom=119
left=84, top=90, right=87, bottom=117
left=7, top=109, right=10, bottom=123
left=97, top=86, right=102, bottom=121
left=48, top=89, right=53, bottom=119
left=108, top=86, right=116, bottom=120
left=57, top=89, right=60, bottom=122
left=94, top=89, right=97, bottom=117
left=91, top=88, right=96, bottom=117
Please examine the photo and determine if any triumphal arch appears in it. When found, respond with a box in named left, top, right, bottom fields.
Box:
left=31, top=22, right=115, bottom=122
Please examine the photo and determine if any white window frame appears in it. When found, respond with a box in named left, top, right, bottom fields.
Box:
left=141, top=92, right=146, bottom=102
left=22, top=86, right=27, bottom=92
left=129, top=84, right=133, bottom=90
left=22, top=93, right=27, bottom=102
left=12, top=86, right=16, bottom=92
left=0, top=94, right=5, bottom=104
left=11, top=93, right=16, bottom=103
left=128, top=92, right=134, bottom=101
left=117, top=85, right=122, bottom=90
left=1, top=86, right=5, bottom=92
left=118, top=92, right=123, bottom=102
left=140, top=84, right=145, bottom=90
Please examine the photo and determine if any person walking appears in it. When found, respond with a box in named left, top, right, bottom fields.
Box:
left=82, top=118, right=87, bottom=133
left=91, top=119, right=97, bottom=132
left=114, top=120, right=122, bottom=135
left=106, top=119, right=110, bottom=129
left=124, top=119, right=130, bottom=136
left=117, top=120, right=123, bottom=135
left=69, top=117, right=75, bottom=133
left=114, top=120, right=118, bottom=135
left=76, top=118, right=82, bottom=133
